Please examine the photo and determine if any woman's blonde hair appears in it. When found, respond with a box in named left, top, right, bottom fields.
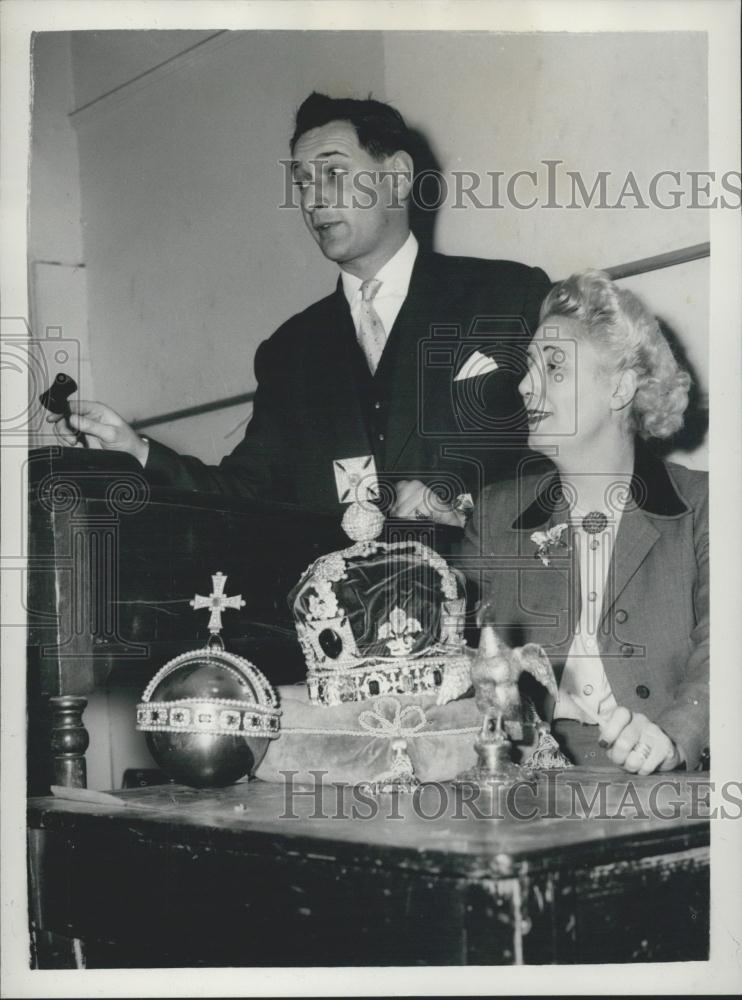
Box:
left=539, top=269, right=691, bottom=439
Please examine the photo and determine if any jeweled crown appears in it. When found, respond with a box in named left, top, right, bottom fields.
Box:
left=290, top=503, right=471, bottom=706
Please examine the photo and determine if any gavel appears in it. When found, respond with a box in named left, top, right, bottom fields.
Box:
left=39, top=373, right=87, bottom=447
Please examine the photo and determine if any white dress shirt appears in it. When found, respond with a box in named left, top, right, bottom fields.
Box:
left=341, top=232, right=419, bottom=341
left=553, top=504, right=624, bottom=724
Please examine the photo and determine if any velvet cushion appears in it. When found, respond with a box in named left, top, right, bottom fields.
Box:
left=255, top=684, right=484, bottom=785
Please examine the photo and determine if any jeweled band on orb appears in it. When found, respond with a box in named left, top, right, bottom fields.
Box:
left=136, top=699, right=280, bottom=737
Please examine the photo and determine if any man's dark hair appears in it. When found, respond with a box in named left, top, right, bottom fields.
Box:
left=291, top=92, right=415, bottom=160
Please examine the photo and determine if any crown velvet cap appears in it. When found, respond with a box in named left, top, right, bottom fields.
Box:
left=290, top=507, right=472, bottom=707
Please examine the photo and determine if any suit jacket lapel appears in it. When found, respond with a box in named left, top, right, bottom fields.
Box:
left=381, top=254, right=459, bottom=472
left=600, top=506, right=660, bottom=625
left=322, top=286, right=374, bottom=457
left=599, top=443, right=689, bottom=624
left=514, top=472, right=580, bottom=641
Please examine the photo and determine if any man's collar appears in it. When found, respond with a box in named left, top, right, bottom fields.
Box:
left=512, top=442, right=690, bottom=530
left=340, top=232, right=418, bottom=305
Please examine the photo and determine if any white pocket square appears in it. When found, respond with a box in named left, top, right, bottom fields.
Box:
left=454, top=350, right=499, bottom=381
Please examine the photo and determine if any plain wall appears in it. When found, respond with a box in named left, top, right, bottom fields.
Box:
left=70, top=29, right=216, bottom=109
left=27, top=33, right=93, bottom=447
left=29, top=34, right=84, bottom=264
left=384, top=31, right=708, bottom=269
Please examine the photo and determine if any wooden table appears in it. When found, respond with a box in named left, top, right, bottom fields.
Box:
left=28, top=769, right=710, bottom=968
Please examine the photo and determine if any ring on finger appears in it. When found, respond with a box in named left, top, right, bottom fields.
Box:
left=633, top=740, right=652, bottom=761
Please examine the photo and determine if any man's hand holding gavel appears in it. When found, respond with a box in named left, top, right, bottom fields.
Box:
left=47, top=400, right=150, bottom=468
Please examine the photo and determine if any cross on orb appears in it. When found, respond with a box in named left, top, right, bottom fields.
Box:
left=190, top=572, right=245, bottom=635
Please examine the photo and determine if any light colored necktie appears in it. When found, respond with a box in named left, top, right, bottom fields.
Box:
left=357, top=278, right=386, bottom=375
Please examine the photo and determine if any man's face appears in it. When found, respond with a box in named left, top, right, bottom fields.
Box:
left=291, top=120, right=407, bottom=278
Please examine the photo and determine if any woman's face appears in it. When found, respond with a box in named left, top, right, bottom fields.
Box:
left=519, top=315, right=616, bottom=454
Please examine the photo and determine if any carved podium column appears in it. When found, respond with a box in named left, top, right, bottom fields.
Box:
left=28, top=452, right=150, bottom=791
left=49, top=695, right=90, bottom=788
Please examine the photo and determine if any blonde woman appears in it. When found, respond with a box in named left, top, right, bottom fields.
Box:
left=459, top=270, right=708, bottom=773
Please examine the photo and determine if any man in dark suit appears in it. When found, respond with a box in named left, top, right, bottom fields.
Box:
left=52, top=93, right=550, bottom=520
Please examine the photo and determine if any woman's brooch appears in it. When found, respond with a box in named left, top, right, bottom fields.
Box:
left=530, top=523, right=569, bottom=567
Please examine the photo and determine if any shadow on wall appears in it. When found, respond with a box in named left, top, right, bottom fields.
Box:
left=407, top=126, right=443, bottom=254
left=653, top=317, right=708, bottom=459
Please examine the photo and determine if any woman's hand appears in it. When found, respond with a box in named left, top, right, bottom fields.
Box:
left=47, top=400, right=149, bottom=467
left=599, top=706, right=682, bottom=775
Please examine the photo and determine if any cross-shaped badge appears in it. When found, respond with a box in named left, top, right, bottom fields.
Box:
left=190, top=572, right=245, bottom=635
left=333, top=455, right=380, bottom=504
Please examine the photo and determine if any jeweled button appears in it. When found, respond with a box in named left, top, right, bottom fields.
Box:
left=621, top=644, right=634, bottom=657
left=615, top=609, right=628, bottom=623
left=636, top=684, right=650, bottom=699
